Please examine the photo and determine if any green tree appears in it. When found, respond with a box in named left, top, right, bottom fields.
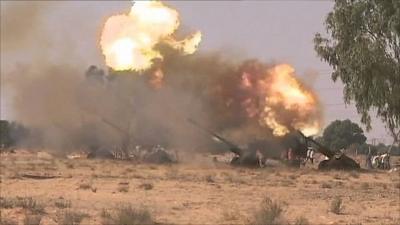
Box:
left=323, top=119, right=367, bottom=151
left=0, top=120, right=12, bottom=147
left=314, top=0, right=400, bottom=145
left=0, top=120, right=29, bottom=148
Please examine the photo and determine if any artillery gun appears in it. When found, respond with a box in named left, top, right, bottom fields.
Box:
left=187, top=118, right=261, bottom=167
left=297, top=131, right=360, bottom=170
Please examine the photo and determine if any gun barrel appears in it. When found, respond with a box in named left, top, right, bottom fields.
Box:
left=187, top=118, right=243, bottom=156
left=297, top=131, right=334, bottom=158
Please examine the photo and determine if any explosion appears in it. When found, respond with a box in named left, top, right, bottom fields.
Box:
left=99, top=0, right=321, bottom=139
left=99, top=1, right=320, bottom=138
left=263, top=64, right=320, bottom=136
left=237, top=63, right=320, bottom=137
left=100, top=1, right=202, bottom=71
left=7, top=0, right=322, bottom=151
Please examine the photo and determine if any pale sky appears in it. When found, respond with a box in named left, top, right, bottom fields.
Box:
left=0, top=1, right=391, bottom=144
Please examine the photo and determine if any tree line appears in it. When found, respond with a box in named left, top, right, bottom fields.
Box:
left=1, top=118, right=398, bottom=155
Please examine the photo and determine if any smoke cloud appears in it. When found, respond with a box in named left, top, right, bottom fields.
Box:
left=2, top=1, right=322, bottom=156
left=0, top=1, right=52, bottom=52
left=6, top=45, right=322, bottom=155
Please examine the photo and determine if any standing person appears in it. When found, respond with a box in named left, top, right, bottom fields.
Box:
left=256, top=149, right=265, bottom=168
left=281, top=148, right=289, bottom=161
left=308, top=147, right=315, bottom=164
left=366, top=148, right=373, bottom=169
left=288, top=148, right=294, bottom=161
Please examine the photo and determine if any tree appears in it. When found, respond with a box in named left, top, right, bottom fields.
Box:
left=322, top=119, right=367, bottom=151
left=314, top=0, right=400, bottom=145
left=0, top=120, right=12, bottom=147
left=0, top=120, right=29, bottom=148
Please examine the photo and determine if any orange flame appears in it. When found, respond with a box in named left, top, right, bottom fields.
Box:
left=240, top=64, right=320, bottom=136
left=100, top=1, right=201, bottom=71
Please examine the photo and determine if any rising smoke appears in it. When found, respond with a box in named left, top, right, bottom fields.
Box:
left=6, top=47, right=322, bottom=153
left=0, top=1, right=52, bottom=52
left=3, top=1, right=323, bottom=155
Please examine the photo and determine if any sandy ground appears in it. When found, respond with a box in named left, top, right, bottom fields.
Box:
left=0, top=150, right=399, bottom=225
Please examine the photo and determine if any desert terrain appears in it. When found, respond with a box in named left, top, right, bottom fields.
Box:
left=1, top=150, right=399, bottom=225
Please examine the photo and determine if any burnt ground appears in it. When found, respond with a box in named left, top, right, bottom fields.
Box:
left=0, top=150, right=399, bottom=225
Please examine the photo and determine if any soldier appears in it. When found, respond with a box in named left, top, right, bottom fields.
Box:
left=256, top=149, right=265, bottom=168
left=288, top=147, right=294, bottom=161
left=366, top=148, right=373, bottom=169
left=306, top=147, right=315, bottom=164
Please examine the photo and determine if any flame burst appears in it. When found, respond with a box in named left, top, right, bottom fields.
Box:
left=239, top=63, right=320, bottom=136
left=100, top=1, right=202, bottom=71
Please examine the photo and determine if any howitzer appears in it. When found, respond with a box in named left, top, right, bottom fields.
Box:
left=297, top=130, right=360, bottom=170
left=187, top=118, right=261, bottom=167
left=297, top=131, right=334, bottom=158
left=186, top=118, right=243, bottom=156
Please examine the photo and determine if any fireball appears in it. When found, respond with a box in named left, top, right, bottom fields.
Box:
left=100, top=1, right=202, bottom=71
left=264, top=64, right=319, bottom=136
left=240, top=63, right=321, bottom=136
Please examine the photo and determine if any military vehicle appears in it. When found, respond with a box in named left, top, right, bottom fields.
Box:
left=187, top=118, right=307, bottom=167
left=298, top=131, right=360, bottom=170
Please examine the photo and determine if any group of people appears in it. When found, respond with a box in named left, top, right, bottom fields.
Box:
left=280, top=147, right=315, bottom=167
left=366, top=151, right=391, bottom=170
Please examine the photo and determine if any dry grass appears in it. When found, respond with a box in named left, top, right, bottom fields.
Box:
left=165, top=167, right=180, bottom=180
left=139, top=182, right=154, bottom=190
left=280, top=179, right=295, bottom=187
left=294, top=216, right=310, bottom=225
left=1, top=153, right=399, bottom=225
left=360, top=182, right=370, bottom=190
left=0, top=197, right=16, bottom=208
left=349, top=171, right=360, bottom=179
left=54, top=199, right=72, bottom=209
left=330, top=196, right=344, bottom=215
left=222, top=209, right=241, bottom=221
left=57, top=210, right=88, bottom=225
left=0, top=197, right=45, bottom=214
left=19, top=197, right=45, bottom=214
left=118, top=185, right=129, bottom=193
left=0, top=216, right=17, bottom=225
left=125, top=167, right=135, bottom=173
left=101, top=205, right=155, bottom=225
left=310, top=179, right=318, bottom=184
left=78, top=182, right=92, bottom=190
left=23, top=213, right=42, bottom=225
left=250, top=197, right=286, bottom=225
left=65, top=162, right=74, bottom=169
left=224, top=174, right=246, bottom=184
left=320, top=182, right=332, bottom=189
left=205, top=174, right=215, bottom=183
left=78, top=179, right=96, bottom=192
left=333, top=173, right=342, bottom=180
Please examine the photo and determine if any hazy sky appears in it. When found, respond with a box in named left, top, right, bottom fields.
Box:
left=0, top=1, right=391, bottom=144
